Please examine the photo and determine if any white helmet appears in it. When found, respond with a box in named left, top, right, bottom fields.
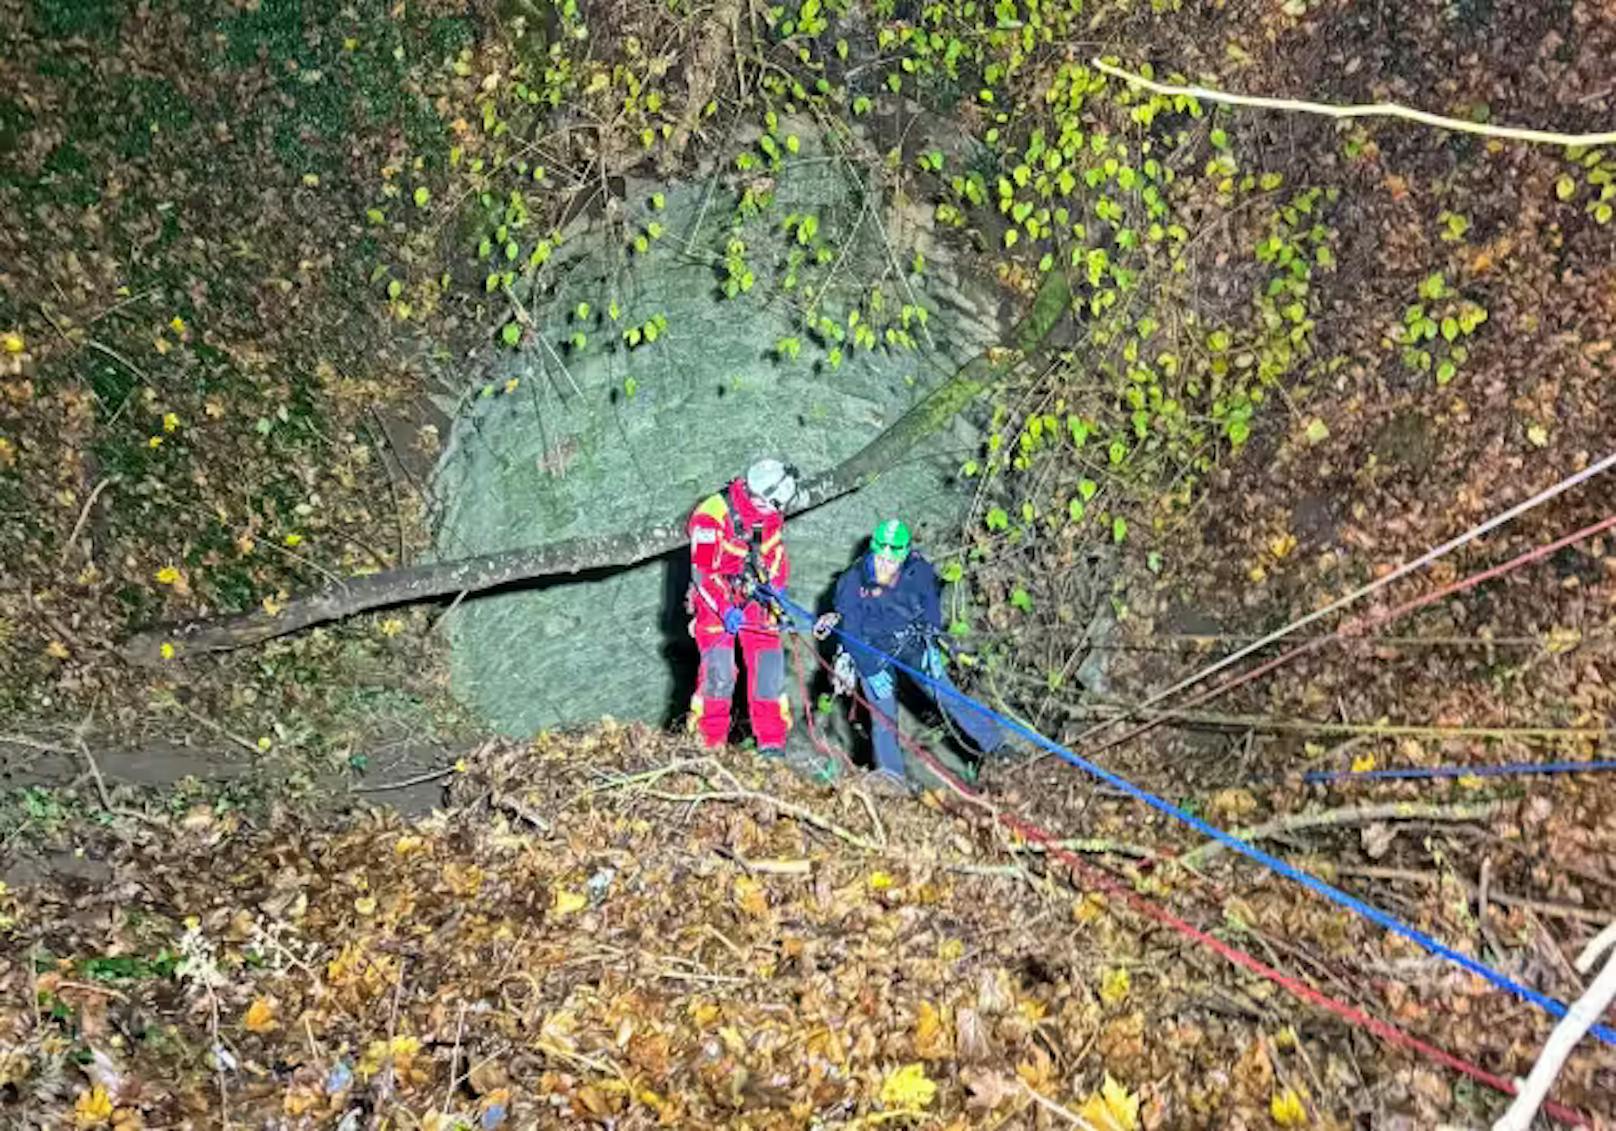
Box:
left=745, top=458, right=799, bottom=509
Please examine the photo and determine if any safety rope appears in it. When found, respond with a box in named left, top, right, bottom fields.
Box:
left=1067, top=453, right=1616, bottom=751
left=788, top=639, right=1592, bottom=1126
left=762, top=577, right=1616, bottom=1046
left=1070, top=512, right=1616, bottom=766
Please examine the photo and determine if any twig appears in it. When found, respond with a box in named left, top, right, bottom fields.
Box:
left=349, top=765, right=458, bottom=795
left=371, top=960, right=408, bottom=1130
left=1493, top=920, right=1616, bottom=1131
left=1020, top=1080, right=1097, bottom=1129
left=1093, top=59, right=1616, bottom=147
left=442, top=1002, right=467, bottom=1116
left=160, top=694, right=265, bottom=758
left=1181, top=801, right=1499, bottom=867
left=56, top=476, right=118, bottom=569
left=642, top=786, right=885, bottom=852
left=1336, top=866, right=1612, bottom=926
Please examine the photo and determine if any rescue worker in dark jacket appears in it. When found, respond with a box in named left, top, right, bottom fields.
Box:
left=814, top=519, right=1003, bottom=791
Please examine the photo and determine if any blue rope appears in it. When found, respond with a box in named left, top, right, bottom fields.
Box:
left=1303, top=760, right=1616, bottom=784
left=764, top=586, right=1616, bottom=1046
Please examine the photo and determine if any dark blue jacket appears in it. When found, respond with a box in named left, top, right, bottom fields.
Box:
left=832, top=552, right=943, bottom=674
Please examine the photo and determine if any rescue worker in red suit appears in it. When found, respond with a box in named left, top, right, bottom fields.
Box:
left=686, top=459, right=802, bottom=751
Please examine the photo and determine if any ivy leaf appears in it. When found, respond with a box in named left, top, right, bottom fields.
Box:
left=501, top=322, right=521, bottom=346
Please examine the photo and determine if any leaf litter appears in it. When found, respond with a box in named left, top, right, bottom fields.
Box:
left=4, top=720, right=1612, bottom=1128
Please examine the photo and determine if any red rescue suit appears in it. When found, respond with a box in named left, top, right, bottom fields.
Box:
left=686, top=479, right=792, bottom=749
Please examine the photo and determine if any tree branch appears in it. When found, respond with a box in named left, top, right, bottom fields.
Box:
left=1180, top=800, right=1500, bottom=868
left=120, top=271, right=1071, bottom=664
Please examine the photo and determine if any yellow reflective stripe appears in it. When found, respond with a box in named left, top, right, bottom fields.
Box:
left=694, top=494, right=729, bottom=521
left=721, top=539, right=750, bottom=556
left=760, top=533, right=781, bottom=550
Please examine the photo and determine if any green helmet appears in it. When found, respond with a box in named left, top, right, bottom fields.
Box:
left=870, top=518, right=912, bottom=559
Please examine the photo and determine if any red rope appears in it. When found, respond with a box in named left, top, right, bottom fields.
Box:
left=787, top=634, right=856, bottom=775
left=793, top=643, right=1594, bottom=1126
left=1073, top=512, right=1616, bottom=765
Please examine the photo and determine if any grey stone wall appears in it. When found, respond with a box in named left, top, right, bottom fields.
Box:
left=431, top=123, right=1009, bottom=735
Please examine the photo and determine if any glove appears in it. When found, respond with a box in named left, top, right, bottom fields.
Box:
left=722, top=607, right=746, bottom=635
left=812, top=612, right=840, bottom=641
left=831, top=649, right=857, bottom=697
left=867, top=668, right=895, bottom=701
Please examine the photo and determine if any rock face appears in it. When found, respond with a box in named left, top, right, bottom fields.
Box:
left=432, top=123, right=1009, bottom=735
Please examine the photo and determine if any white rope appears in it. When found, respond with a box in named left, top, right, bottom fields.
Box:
left=1094, top=60, right=1616, bottom=149
left=1493, top=921, right=1616, bottom=1131
left=1077, top=450, right=1616, bottom=743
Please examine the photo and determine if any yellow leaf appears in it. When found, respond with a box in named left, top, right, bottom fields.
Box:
left=1268, top=531, right=1297, bottom=560
left=159, top=642, right=175, bottom=660
left=1, top=332, right=23, bottom=354
left=46, top=640, right=70, bottom=659
left=1350, top=753, right=1376, bottom=773
left=354, top=895, right=377, bottom=915
left=553, top=888, right=587, bottom=915
left=1076, top=1074, right=1139, bottom=1131
left=868, top=871, right=895, bottom=890
left=379, top=617, right=404, bottom=637
left=879, top=1063, right=937, bottom=1110
left=262, top=594, right=283, bottom=616
left=937, top=937, right=964, bottom=962
left=147, top=435, right=162, bottom=448
left=394, top=835, right=425, bottom=856
left=74, top=1086, right=114, bottom=1128
left=283, top=532, right=303, bottom=547
left=1100, top=966, right=1131, bottom=1006
left=169, top=316, right=186, bottom=334
left=154, top=566, right=181, bottom=585
left=256, top=736, right=273, bottom=752
left=733, top=875, right=769, bottom=917
left=162, top=412, right=180, bottom=432
left=1271, top=1087, right=1308, bottom=1126
left=914, top=1001, right=949, bottom=1059
left=243, top=997, right=278, bottom=1033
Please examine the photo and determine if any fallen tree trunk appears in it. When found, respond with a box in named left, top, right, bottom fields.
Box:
left=121, top=273, right=1072, bottom=664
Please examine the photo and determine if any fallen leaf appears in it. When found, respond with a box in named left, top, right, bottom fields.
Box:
left=243, top=998, right=278, bottom=1033
left=880, top=1063, right=937, bottom=1110
left=1271, top=1087, right=1309, bottom=1126
left=1077, top=1074, right=1139, bottom=1131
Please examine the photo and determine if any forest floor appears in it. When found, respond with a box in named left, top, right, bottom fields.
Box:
left=2, top=0, right=1615, bottom=1126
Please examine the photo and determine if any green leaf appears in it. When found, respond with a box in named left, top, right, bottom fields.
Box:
left=1440, top=316, right=1458, bottom=342
left=651, top=192, right=665, bottom=210
left=1010, top=587, right=1033, bottom=612
left=366, top=208, right=385, bottom=224
left=1304, top=418, right=1329, bottom=445
left=1435, top=359, right=1457, bottom=385
left=504, top=240, right=518, bottom=261
left=501, top=322, right=521, bottom=346
left=1111, top=516, right=1128, bottom=543
left=624, top=376, right=638, bottom=398
left=570, top=331, right=587, bottom=349
left=939, top=560, right=963, bottom=583
left=1555, top=174, right=1577, bottom=201
left=576, top=301, right=591, bottom=320
left=1078, top=478, right=1098, bottom=500
left=1228, top=419, right=1251, bottom=445
left=413, top=186, right=431, bottom=208
left=985, top=506, right=1009, bottom=531
left=1067, top=498, right=1085, bottom=522
left=1209, top=127, right=1229, bottom=150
